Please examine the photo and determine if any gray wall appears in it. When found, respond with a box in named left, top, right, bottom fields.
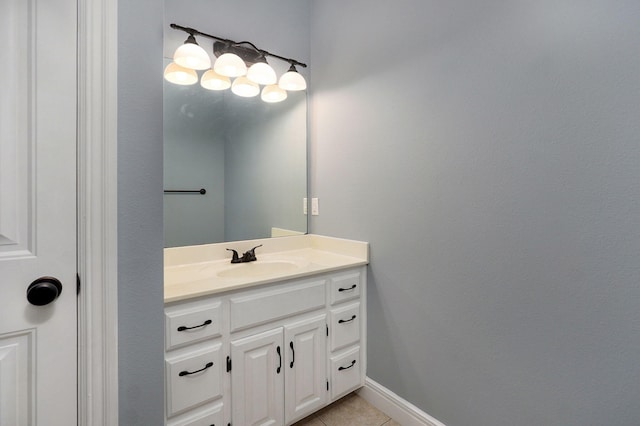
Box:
left=117, top=1, right=640, bottom=425
left=310, top=1, right=640, bottom=426
left=118, top=0, right=165, bottom=424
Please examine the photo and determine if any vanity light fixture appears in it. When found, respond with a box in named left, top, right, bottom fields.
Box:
left=165, top=23, right=307, bottom=102
left=213, top=52, right=247, bottom=77
left=173, top=33, right=211, bottom=70
left=278, top=64, right=307, bottom=91
left=246, top=54, right=277, bottom=85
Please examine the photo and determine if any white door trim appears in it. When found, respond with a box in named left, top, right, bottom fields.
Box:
left=77, top=0, right=119, bottom=424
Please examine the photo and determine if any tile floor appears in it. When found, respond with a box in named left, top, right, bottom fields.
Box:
left=293, top=393, right=401, bottom=426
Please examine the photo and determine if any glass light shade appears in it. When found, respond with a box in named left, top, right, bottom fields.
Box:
left=278, top=70, right=307, bottom=91
left=173, top=43, right=211, bottom=70
left=200, top=69, right=231, bottom=90
left=261, top=85, right=288, bottom=103
left=164, top=62, right=198, bottom=85
left=231, top=76, right=260, bottom=97
left=213, top=53, right=247, bottom=77
left=247, top=62, right=277, bottom=85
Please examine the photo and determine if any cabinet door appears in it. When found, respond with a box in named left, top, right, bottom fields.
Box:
left=231, top=328, right=284, bottom=426
left=284, top=316, right=327, bottom=424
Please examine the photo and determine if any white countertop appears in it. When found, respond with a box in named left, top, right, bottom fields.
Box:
left=164, top=234, right=369, bottom=303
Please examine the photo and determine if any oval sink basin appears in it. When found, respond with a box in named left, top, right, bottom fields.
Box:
left=217, top=260, right=306, bottom=279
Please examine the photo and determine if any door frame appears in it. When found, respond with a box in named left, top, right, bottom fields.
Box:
left=77, top=0, right=119, bottom=424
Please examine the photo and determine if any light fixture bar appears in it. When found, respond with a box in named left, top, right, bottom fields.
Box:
left=170, top=23, right=307, bottom=69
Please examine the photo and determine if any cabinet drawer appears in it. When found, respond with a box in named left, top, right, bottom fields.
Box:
left=167, top=403, right=224, bottom=426
left=165, top=301, right=222, bottom=351
left=330, top=302, right=360, bottom=351
left=330, top=272, right=361, bottom=305
left=166, top=342, right=223, bottom=418
left=229, top=279, right=325, bottom=332
left=330, top=346, right=362, bottom=400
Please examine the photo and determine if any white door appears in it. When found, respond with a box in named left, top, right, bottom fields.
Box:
left=284, top=315, right=327, bottom=424
left=0, top=0, right=77, bottom=424
left=231, top=328, right=284, bottom=426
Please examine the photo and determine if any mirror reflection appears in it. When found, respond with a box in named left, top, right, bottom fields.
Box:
left=163, top=62, right=307, bottom=247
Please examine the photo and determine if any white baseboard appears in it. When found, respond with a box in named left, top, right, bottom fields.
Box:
left=357, top=377, right=447, bottom=426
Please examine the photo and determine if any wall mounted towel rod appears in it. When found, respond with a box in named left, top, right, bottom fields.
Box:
left=164, top=188, right=207, bottom=194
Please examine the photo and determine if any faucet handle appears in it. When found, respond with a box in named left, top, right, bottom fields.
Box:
left=226, top=248, right=241, bottom=263
left=248, top=244, right=263, bottom=253
left=243, top=244, right=263, bottom=262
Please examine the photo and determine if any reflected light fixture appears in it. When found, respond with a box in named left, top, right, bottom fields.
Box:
left=173, top=34, right=211, bottom=70
left=200, top=69, right=231, bottom=90
left=231, top=76, right=260, bottom=97
left=261, top=84, right=288, bottom=103
left=163, top=62, right=198, bottom=85
left=165, top=23, right=307, bottom=102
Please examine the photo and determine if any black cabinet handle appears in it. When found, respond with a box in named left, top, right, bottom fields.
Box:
left=338, top=360, right=356, bottom=371
left=338, top=284, right=357, bottom=292
left=177, top=319, right=212, bottom=332
left=338, top=315, right=357, bottom=324
left=289, top=341, right=295, bottom=368
left=276, top=346, right=282, bottom=374
left=179, top=361, right=213, bottom=376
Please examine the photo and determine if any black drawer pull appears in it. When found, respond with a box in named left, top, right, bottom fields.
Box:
left=277, top=346, right=282, bottom=374
left=177, top=319, right=212, bottom=332
left=338, top=315, right=357, bottom=324
left=338, top=360, right=356, bottom=371
left=179, top=361, right=213, bottom=376
left=338, top=284, right=357, bottom=292
left=290, top=341, right=295, bottom=368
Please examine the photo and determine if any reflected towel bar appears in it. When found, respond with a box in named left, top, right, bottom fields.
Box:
left=164, top=188, right=207, bottom=194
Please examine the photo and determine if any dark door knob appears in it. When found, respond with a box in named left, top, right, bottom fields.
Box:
left=27, top=277, right=63, bottom=306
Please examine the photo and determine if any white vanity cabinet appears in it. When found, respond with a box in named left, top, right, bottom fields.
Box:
left=230, top=315, right=327, bottom=425
left=164, top=298, right=227, bottom=425
left=164, top=266, right=366, bottom=426
left=327, top=272, right=365, bottom=400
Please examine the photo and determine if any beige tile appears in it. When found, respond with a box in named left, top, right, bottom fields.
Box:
left=313, top=394, right=349, bottom=418
left=293, top=415, right=325, bottom=426
left=317, top=394, right=390, bottom=426
left=382, top=420, right=402, bottom=426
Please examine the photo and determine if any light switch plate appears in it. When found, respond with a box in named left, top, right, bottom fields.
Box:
left=303, top=198, right=308, bottom=215
left=311, top=198, right=319, bottom=215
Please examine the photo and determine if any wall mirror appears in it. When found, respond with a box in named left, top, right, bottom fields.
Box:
left=163, top=0, right=310, bottom=248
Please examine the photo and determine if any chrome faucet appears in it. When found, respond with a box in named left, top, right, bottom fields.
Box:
left=226, top=245, right=262, bottom=263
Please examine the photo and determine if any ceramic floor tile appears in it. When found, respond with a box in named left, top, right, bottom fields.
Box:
left=292, top=415, right=325, bottom=426
left=382, top=419, right=402, bottom=426
left=316, top=394, right=391, bottom=426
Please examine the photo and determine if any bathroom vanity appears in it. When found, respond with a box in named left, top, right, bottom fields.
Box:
left=164, top=235, right=368, bottom=426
